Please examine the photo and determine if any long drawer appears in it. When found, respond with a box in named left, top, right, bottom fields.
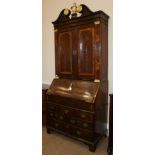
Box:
left=47, top=110, right=94, bottom=131
left=47, top=118, right=94, bottom=141
left=47, top=94, right=94, bottom=111
left=47, top=102, right=94, bottom=122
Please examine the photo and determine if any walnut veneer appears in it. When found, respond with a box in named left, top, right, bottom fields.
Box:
left=46, top=4, right=109, bottom=152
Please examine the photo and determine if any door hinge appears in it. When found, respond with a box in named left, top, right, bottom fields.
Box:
left=94, top=79, right=100, bottom=82
left=94, top=21, right=100, bottom=25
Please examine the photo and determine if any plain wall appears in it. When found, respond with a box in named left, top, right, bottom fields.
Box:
left=42, top=0, right=113, bottom=93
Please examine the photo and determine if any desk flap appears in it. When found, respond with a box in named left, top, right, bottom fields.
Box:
left=47, top=79, right=99, bottom=103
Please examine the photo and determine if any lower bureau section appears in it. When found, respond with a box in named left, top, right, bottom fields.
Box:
left=46, top=96, right=107, bottom=152
left=47, top=118, right=94, bottom=141
left=46, top=118, right=104, bottom=152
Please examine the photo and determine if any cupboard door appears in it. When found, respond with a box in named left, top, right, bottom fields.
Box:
left=57, top=31, right=73, bottom=78
left=77, top=27, right=95, bottom=80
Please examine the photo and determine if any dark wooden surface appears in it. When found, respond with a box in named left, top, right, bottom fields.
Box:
left=47, top=79, right=99, bottom=103
left=46, top=4, right=109, bottom=152
left=107, top=94, right=113, bottom=155
left=46, top=81, right=107, bottom=152
left=42, top=89, right=47, bottom=125
left=53, top=5, right=108, bottom=82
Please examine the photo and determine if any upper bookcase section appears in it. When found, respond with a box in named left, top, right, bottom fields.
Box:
left=52, top=3, right=109, bottom=28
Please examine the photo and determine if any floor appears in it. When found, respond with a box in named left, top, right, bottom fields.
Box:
left=42, top=126, right=108, bottom=155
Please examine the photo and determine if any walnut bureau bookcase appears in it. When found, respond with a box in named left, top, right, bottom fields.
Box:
left=46, top=3, right=109, bottom=152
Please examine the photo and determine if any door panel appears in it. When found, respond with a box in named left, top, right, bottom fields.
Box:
left=58, top=31, right=72, bottom=77
left=78, top=27, right=95, bottom=79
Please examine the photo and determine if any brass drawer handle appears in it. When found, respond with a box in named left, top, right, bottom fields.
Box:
left=64, top=109, right=69, bottom=114
left=83, top=123, right=88, bottom=128
left=81, top=114, right=86, bottom=118
left=76, top=131, right=81, bottom=135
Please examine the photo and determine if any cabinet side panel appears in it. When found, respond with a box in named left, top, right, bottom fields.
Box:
left=100, top=22, right=108, bottom=104
left=95, top=88, right=108, bottom=135
left=94, top=21, right=101, bottom=79
left=54, top=30, right=59, bottom=76
left=94, top=21, right=108, bottom=135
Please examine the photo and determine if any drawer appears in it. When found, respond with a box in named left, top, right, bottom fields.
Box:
left=47, top=111, right=94, bottom=130
left=47, top=104, right=58, bottom=111
left=47, top=109, right=94, bottom=131
left=47, top=102, right=94, bottom=122
left=47, top=110, right=67, bottom=122
left=47, top=118, right=71, bottom=133
left=71, top=126, right=94, bottom=141
left=69, top=119, right=93, bottom=130
left=47, top=110, right=58, bottom=119
left=75, top=111, right=94, bottom=122
left=76, top=120, right=93, bottom=130
left=47, top=118, right=94, bottom=141
left=47, top=118, right=80, bottom=136
left=47, top=94, right=94, bottom=111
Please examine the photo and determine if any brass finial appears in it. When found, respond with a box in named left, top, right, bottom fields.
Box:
left=77, top=5, right=82, bottom=12
left=63, top=3, right=82, bottom=16
left=71, top=3, right=77, bottom=13
left=64, top=8, right=69, bottom=15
